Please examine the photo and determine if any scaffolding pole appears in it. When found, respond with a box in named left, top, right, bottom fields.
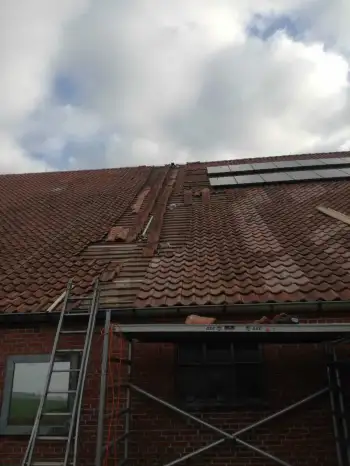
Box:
left=99, top=324, right=350, bottom=466
left=123, top=341, right=132, bottom=462
left=130, top=382, right=328, bottom=466
left=95, top=310, right=111, bottom=466
left=96, top=326, right=133, bottom=465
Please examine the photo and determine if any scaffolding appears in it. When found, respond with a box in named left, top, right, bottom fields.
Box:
left=95, top=317, right=350, bottom=466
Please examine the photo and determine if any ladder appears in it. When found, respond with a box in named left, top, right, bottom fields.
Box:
left=21, top=279, right=100, bottom=466
left=327, top=345, right=350, bottom=466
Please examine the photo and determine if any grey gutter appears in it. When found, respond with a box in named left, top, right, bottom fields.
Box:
left=1, top=299, right=350, bottom=326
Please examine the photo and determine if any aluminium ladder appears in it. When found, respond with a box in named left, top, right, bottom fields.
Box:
left=21, top=279, right=100, bottom=466
left=327, top=345, right=350, bottom=466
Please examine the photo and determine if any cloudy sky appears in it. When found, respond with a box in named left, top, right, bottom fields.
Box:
left=1, top=0, right=350, bottom=173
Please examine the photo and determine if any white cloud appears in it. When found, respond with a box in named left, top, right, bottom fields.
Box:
left=1, top=0, right=350, bottom=173
left=0, top=0, right=89, bottom=173
left=299, top=0, right=350, bottom=54
left=0, top=132, right=49, bottom=173
left=168, top=32, right=349, bottom=158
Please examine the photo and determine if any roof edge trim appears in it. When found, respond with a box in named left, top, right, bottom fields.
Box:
left=1, top=300, right=350, bottom=325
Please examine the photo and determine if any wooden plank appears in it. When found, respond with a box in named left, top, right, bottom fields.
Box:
left=317, top=206, right=350, bottom=226
left=46, top=291, right=66, bottom=313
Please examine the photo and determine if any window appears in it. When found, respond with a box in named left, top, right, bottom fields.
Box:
left=0, top=354, right=78, bottom=435
left=175, top=342, right=263, bottom=409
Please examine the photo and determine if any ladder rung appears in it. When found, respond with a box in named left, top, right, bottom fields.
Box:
left=32, top=462, right=73, bottom=466
left=37, top=436, right=68, bottom=441
left=60, top=329, right=87, bottom=334
left=52, top=368, right=81, bottom=373
left=48, top=390, right=76, bottom=394
left=56, top=349, right=83, bottom=353
left=68, top=296, right=93, bottom=301
left=24, top=281, right=100, bottom=460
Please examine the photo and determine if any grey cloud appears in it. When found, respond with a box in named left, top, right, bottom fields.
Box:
left=3, top=0, right=350, bottom=173
left=165, top=33, right=350, bottom=158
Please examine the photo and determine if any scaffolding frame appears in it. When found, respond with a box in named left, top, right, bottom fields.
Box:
left=95, top=319, right=350, bottom=466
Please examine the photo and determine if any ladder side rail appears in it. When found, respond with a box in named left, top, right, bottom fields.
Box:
left=72, top=284, right=100, bottom=464
left=63, top=280, right=100, bottom=465
left=21, top=279, right=74, bottom=466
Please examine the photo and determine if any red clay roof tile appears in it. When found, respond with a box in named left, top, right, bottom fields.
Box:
left=134, top=152, right=350, bottom=308
left=3, top=152, right=350, bottom=312
left=0, top=166, right=151, bottom=312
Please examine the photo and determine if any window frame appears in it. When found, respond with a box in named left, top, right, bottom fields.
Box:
left=175, top=342, right=264, bottom=410
left=0, top=353, right=79, bottom=436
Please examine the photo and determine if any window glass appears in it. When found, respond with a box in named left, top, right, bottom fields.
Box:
left=8, top=361, right=70, bottom=426
left=235, top=365, right=262, bottom=401
left=176, top=343, right=263, bottom=409
left=235, top=344, right=261, bottom=362
left=205, top=342, right=233, bottom=363
left=0, top=355, right=77, bottom=435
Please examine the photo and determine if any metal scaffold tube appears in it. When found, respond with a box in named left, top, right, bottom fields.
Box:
left=96, top=322, right=133, bottom=465
left=123, top=341, right=132, bottom=462
left=95, top=310, right=111, bottom=466
left=129, top=383, right=329, bottom=466
left=95, top=323, right=350, bottom=466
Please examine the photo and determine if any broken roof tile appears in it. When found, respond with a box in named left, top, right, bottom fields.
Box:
left=106, top=226, right=129, bottom=242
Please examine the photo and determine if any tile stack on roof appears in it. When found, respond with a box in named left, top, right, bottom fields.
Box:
left=135, top=152, right=350, bottom=307
left=0, top=166, right=152, bottom=312
left=2, top=151, right=350, bottom=314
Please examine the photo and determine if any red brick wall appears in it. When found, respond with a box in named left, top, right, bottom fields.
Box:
left=0, top=318, right=345, bottom=466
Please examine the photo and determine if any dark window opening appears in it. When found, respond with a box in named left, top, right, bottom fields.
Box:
left=176, top=342, right=263, bottom=409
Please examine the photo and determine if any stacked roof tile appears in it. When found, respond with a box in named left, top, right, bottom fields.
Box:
left=2, top=152, right=350, bottom=313
left=0, top=167, right=152, bottom=312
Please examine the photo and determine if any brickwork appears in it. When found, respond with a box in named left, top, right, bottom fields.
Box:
left=0, top=318, right=346, bottom=465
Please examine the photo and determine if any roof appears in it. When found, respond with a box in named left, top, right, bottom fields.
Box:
left=2, top=151, right=350, bottom=314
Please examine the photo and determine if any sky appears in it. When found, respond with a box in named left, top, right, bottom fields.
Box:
left=1, top=0, right=350, bottom=174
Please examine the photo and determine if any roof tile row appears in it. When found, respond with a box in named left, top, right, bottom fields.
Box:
left=2, top=152, right=350, bottom=313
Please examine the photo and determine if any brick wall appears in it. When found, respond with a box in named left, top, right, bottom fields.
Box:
left=0, top=317, right=345, bottom=466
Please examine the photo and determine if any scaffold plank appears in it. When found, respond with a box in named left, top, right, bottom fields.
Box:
left=113, top=323, right=350, bottom=343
